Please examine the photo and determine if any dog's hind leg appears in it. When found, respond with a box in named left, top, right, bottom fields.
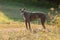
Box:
left=41, top=17, right=46, bottom=29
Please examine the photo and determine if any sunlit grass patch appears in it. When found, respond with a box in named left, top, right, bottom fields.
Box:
left=0, top=11, right=14, bottom=23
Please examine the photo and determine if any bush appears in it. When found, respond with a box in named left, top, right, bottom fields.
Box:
left=55, top=16, right=60, bottom=27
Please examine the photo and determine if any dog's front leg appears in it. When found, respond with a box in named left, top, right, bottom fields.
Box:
left=25, top=20, right=28, bottom=30
left=27, top=20, right=32, bottom=31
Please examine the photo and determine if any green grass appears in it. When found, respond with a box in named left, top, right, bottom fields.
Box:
left=0, top=1, right=49, bottom=22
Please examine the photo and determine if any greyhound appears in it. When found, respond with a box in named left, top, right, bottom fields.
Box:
left=19, top=8, right=48, bottom=31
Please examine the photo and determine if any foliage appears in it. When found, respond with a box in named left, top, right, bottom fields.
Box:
left=0, top=11, right=14, bottom=23
left=0, top=0, right=59, bottom=8
left=55, top=15, right=60, bottom=27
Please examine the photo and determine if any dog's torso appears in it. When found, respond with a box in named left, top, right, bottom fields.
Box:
left=23, top=12, right=47, bottom=21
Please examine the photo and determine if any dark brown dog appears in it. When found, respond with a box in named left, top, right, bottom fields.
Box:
left=20, top=8, right=48, bottom=31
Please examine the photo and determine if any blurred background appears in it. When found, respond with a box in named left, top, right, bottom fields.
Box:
left=0, top=0, right=60, bottom=28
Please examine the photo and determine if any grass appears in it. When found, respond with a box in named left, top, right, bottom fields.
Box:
left=0, top=22, right=60, bottom=40
left=0, top=1, right=49, bottom=21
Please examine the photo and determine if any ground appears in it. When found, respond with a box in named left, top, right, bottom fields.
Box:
left=0, top=22, right=60, bottom=40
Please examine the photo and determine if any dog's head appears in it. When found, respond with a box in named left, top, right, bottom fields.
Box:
left=19, top=8, right=26, bottom=15
left=19, top=8, right=26, bottom=12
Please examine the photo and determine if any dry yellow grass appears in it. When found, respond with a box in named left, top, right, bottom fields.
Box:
left=0, top=22, right=60, bottom=40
